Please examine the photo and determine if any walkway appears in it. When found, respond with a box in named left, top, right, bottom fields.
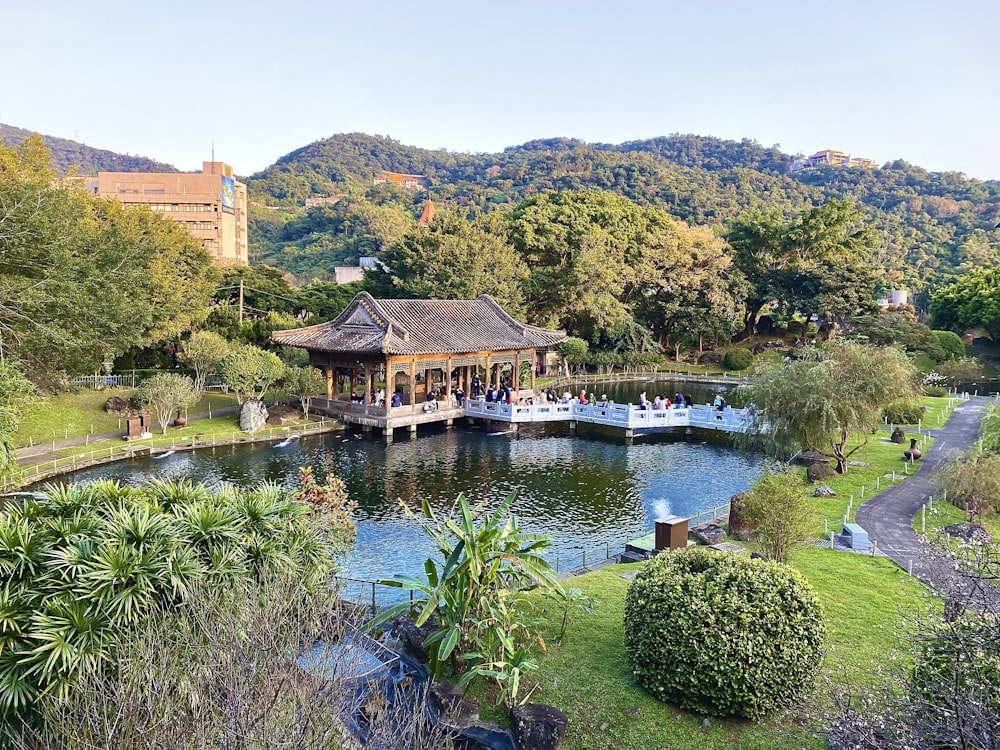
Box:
left=13, top=406, right=239, bottom=468
left=855, top=397, right=998, bottom=608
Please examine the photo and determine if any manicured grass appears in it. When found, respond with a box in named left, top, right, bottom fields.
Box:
left=797, top=431, right=935, bottom=537
left=519, top=550, right=934, bottom=750
left=14, top=389, right=239, bottom=447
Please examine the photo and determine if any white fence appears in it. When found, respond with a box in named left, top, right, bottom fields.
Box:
left=464, top=399, right=750, bottom=433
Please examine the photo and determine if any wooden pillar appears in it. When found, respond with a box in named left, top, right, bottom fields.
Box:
left=365, top=365, right=374, bottom=405
left=409, top=360, right=416, bottom=407
left=530, top=349, right=536, bottom=394
left=350, top=367, right=358, bottom=400
left=484, top=355, right=492, bottom=392
left=325, top=363, right=334, bottom=400
left=446, top=357, right=453, bottom=403
left=513, top=351, right=520, bottom=400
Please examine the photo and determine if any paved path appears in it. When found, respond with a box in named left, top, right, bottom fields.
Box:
left=855, top=397, right=998, bottom=608
left=13, top=406, right=240, bottom=467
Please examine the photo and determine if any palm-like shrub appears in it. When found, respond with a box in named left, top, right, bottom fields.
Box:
left=0, top=478, right=339, bottom=722
left=624, top=548, right=825, bottom=718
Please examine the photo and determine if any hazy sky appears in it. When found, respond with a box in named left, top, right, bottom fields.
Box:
left=2, top=0, right=997, bottom=179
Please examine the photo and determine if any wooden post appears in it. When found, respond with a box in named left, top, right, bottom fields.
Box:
left=409, top=360, right=416, bottom=407
left=325, top=366, right=334, bottom=401
left=530, top=349, right=536, bottom=394
left=446, top=356, right=453, bottom=403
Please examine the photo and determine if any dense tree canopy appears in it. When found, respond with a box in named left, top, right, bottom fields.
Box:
left=0, top=136, right=214, bottom=380
left=929, top=266, right=1000, bottom=339
left=363, top=209, right=529, bottom=315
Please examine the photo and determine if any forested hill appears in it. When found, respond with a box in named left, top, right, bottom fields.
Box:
left=0, top=123, right=178, bottom=175
left=246, top=133, right=1000, bottom=303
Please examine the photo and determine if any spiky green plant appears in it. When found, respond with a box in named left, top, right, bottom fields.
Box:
left=0, top=477, right=343, bottom=725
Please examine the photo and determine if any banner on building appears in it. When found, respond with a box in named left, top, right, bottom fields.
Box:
left=221, top=175, right=235, bottom=214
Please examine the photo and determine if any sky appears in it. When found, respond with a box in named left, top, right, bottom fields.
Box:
left=2, top=0, right=998, bottom=180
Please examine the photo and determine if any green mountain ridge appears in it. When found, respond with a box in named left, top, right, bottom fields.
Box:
left=4, top=121, right=998, bottom=308
left=0, top=123, right=178, bottom=175
left=245, top=133, right=1000, bottom=305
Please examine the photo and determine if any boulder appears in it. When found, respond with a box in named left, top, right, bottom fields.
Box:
left=727, top=492, right=751, bottom=541
left=104, top=395, right=131, bottom=416
left=388, top=615, right=434, bottom=662
left=943, top=522, right=993, bottom=546
left=691, top=523, right=726, bottom=546
left=807, top=462, right=838, bottom=482
left=813, top=485, right=837, bottom=498
left=239, top=399, right=268, bottom=433
left=889, top=427, right=906, bottom=444
left=429, top=681, right=480, bottom=727
left=698, top=351, right=723, bottom=365
left=511, top=703, right=568, bottom=750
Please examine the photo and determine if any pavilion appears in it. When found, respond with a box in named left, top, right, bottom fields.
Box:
left=271, top=292, right=566, bottom=438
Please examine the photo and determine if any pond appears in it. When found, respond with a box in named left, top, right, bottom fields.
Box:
left=53, top=380, right=763, bottom=595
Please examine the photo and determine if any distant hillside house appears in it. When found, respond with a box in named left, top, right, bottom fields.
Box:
left=790, top=149, right=878, bottom=174
left=374, top=171, right=428, bottom=190
left=86, top=161, right=248, bottom=266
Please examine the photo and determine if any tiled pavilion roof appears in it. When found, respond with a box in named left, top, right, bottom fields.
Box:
left=272, top=292, right=566, bottom=356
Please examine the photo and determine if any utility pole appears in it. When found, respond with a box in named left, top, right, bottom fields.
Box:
left=238, top=278, right=244, bottom=325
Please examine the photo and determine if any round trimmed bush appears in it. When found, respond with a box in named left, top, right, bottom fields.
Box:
left=623, top=548, right=825, bottom=718
left=723, top=348, right=753, bottom=371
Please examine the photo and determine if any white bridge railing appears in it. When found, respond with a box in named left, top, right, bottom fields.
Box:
left=464, top=400, right=750, bottom=433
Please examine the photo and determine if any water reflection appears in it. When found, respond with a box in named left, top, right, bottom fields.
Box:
left=51, top=380, right=761, bottom=583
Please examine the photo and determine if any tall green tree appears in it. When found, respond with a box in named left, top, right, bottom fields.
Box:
left=930, top=266, right=1000, bottom=339
left=215, top=345, right=285, bottom=405
left=363, top=210, right=529, bottom=316
left=0, top=136, right=214, bottom=379
left=727, top=200, right=877, bottom=337
left=739, top=340, right=919, bottom=473
left=177, top=331, right=231, bottom=393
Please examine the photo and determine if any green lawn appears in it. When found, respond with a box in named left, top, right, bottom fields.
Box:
left=519, top=549, right=933, bottom=750
left=14, top=388, right=240, bottom=447
left=796, top=431, right=934, bottom=537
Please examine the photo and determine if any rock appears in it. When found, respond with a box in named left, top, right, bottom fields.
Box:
left=429, top=681, right=480, bottom=727
left=698, top=351, right=723, bottom=365
left=691, top=523, right=726, bottom=545
left=728, top=492, right=751, bottom=541
left=766, top=339, right=785, bottom=348
left=104, top=396, right=130, bottom=415
left=889, top=427, right=906, bottom=444
left=239, top=399, right=268, bottom=433
left=813, top=485, right=837, bottom=498
left=807, top=462, right=838, bottom=482
left=511, top=703, right=568, bottom=750
left=388, top=615, right=434, bottom=661
left=943, top=522, right=993, bottom=546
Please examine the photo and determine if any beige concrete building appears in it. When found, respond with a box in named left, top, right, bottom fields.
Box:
left=87, top=161, right=248, bottom=266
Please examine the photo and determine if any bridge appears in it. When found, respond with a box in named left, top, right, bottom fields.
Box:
left=464, top=399, right=749, bottom=437
left=311, top=394, right=750, bottom=441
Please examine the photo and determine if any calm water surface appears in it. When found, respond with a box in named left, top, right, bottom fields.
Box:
left=54, top=380, right=762, bottom=584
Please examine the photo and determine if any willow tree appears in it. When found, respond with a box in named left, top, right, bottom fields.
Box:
left=738, top=341, right=918, bottom=473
